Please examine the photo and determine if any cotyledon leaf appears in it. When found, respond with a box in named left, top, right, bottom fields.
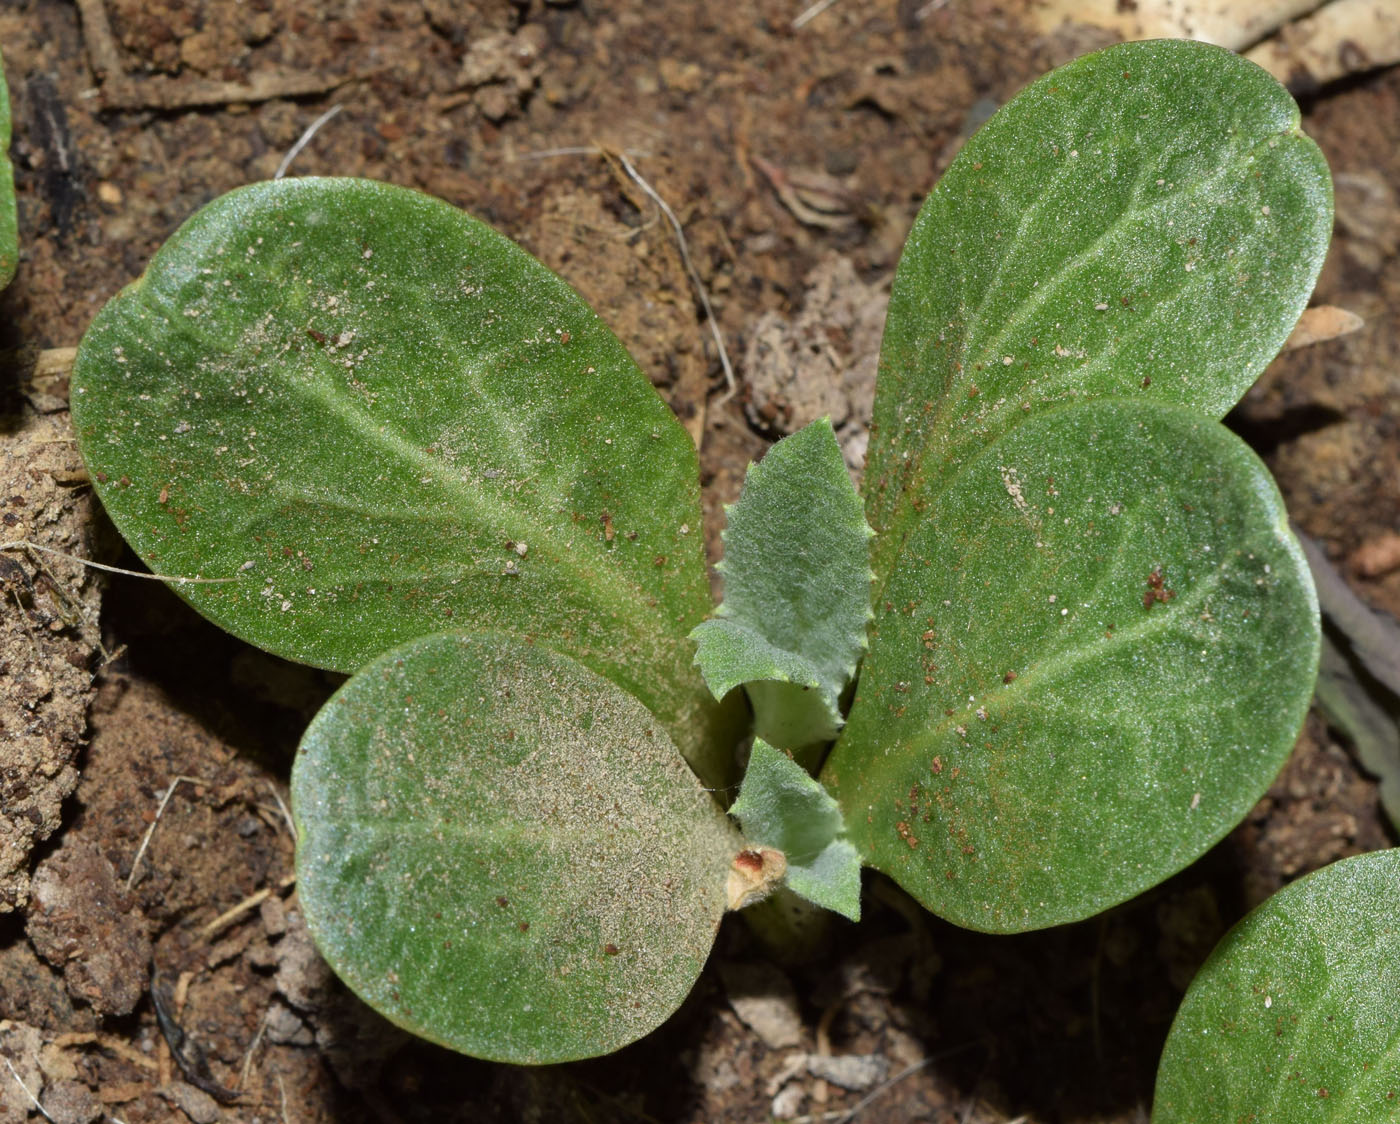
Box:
left=690, top=418, right=874, bottom=755
left=292, top=630, right=743, bottom=1064
left=0, top=48, right=16, bottom=290
left=867, top=38, right=1332, bottom=589
left=820, top=399, right=1318, bottom=933
left=69, top=178, right=730, bottom=778
left=1153, top=849, right=1400, bottom=1123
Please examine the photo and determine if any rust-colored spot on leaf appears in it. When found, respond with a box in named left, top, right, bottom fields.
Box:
left=1143, top=566, right=1176, bottom=610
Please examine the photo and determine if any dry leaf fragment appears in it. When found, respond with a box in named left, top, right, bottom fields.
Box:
left=1282, top=305, right=1364, bottom=351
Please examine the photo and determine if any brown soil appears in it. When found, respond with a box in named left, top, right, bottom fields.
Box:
left=1, top=2, right=1397, bottom=1122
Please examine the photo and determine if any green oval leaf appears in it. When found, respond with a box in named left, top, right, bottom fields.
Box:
left=292, top=630, right=741, bottom=1064
left=70, top=178, right=724, bottom=770
left=0, top=49, right=16, bottom=290
left=821, top=399, right=1318, bottom=932
left=1153, top=849, right=1400, bottom=1122
left=867, top=39, right=1331, bottom=586
left=690, top=418, right=873, bottom=752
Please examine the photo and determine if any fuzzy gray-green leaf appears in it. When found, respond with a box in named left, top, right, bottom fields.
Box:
left=70, top=178, right=729, bottom=776
left=730, top=738, right=861, bottom=921
left=292, top=630, right=741, bottom=1064
left=866, top=39, right=1331, bottom=587
left=1153, top=849, right=1400, bottom=1123
left=690, top=418, right=873, bottom=751
left=821, top=400, right=1318, bottom=932
left=0, top=49, right=16, bottom=290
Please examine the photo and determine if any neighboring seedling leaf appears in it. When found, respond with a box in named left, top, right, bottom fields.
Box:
left=822, top=400, right=1318, bottom=932
left=730, top=738, right=861, bottom=921
left=70, top=178, right=727, bottom=776
left=1153, top=849, right=1400, bottom=1122
left=691, top=418, right=873, bottom=753
left=293, top=630, right=741, bottom=1064
left=0, top=49, right=16, bottom=290
left=866, top=39, right=1331, bottom=588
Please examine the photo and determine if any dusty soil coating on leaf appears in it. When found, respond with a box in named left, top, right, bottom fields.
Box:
left=1, top=1, right=1397, bottom=1121
left=293, top=633, right=740, bottom=1063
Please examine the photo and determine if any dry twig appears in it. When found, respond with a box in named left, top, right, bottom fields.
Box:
left=198, top=874, right=298, bottom=942
left=608, top=149, right=738, bottom=405
left=49, top=1032, right=159, bottom=1072
left=113, top=70, right=360, bottom=113
left=75, top=0, right=360, bottom=111
left=792, top=0, right=846, bottom=30
left=127, top=775, right=205, bottom=890
left=1, top=540, right=239, bottom=585
left=1, top=1057, right=53, bottom=1123
left=275, top=105, right=345, bottom=180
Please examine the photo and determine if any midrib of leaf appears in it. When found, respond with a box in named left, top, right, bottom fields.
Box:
left=1258, top=919, right=1400, bottom=1123
left=882, top=563, right=1228, bottom=765
left=1021, top=278, right=1199, bottom=400
left=330, top=816, right=696, bottom=845
left=872, top=397, right=1214, bottom=618
left=786, top=839, right=840, bottom=866
left=960, top=138, right=1252, bottom=367
left=283, top=355, right=678, bottom=648
left=947, top=95, right=1112, bottom=359
left=405, top=295, right=573, bottom=483
left=1325, top=1022, right=1400, bottom=1120
left=875, top=127, right=1298, bottom=611
left=319, top=814, right=729, bottom=921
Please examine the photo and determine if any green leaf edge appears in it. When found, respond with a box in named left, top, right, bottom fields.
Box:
left=823, top=397, right=1320, bottom=933
left=292, top=628, right=741, bottom=1065
left=690, top=417, right=874, bottom=751
left=866, top=37, right=1333, bottom=591
left=1152, top=849, right=1400, bottom=1123
left=730, top=738, right=862, bottom=921
left=69, top=176, right=735, bottom=785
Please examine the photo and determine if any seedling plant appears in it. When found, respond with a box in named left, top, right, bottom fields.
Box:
left=68, top=37, right=1400, bottom=1118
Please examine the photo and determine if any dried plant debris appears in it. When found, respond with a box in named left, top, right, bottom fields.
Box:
left=1297, top=529, right=1400, bottom=832
left=742, top=255, right=887, bottom=472
left=1245, top=0, right=1400, bottom=90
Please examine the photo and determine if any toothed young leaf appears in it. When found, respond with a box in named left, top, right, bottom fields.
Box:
left=1153, top=850, right=1400, bottom=1123
left=729, top=738, right=861, bottom=921
left=69, top=178, right=731, bottom=779
left=0, top=50, right=16, bottom=290
left=691, top=418, right=873, bottom=753
left=821, top=400, right=1318, bottom=932
left=866, top=39, right=1331, bottom=587
left=292, top=630, right=741, bottom=1064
